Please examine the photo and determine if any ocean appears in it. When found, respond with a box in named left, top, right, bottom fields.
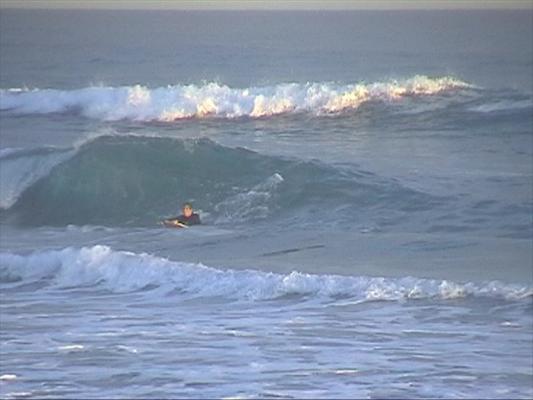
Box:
left=0, top=8, right=532, bottom=399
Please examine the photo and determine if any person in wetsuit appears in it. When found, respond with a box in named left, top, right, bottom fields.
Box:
left=163, top=202, right=201, bottom=227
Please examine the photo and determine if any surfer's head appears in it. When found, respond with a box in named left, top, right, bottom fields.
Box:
left=182, top=203, right=194, bottom=218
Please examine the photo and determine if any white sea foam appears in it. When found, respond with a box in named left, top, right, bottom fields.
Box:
left=215, top=173, right=284, bottom=223
left=0, top=76, right=471, bottom=122
left=4, top=393, right=32, bottom=399
left=58, top=344, right=84, bottom=351
left=334, top=369, right=359, bottom=375
left=0, top=246, right=530, bottom=302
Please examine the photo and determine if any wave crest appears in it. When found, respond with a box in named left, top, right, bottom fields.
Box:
left=0, top=76, right=471, bottom=121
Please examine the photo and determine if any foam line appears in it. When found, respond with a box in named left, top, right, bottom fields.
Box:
left=1, top=246, right=530, bottom=302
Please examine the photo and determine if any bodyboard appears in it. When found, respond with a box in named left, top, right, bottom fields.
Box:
left=160, top=219, right=189, bottom=228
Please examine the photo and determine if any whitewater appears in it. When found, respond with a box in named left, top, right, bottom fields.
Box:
left=0, top=76, right=471, bottom=120
left=1, top=8, right=532, bottom=399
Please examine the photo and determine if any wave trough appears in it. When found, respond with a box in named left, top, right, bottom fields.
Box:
left=0, top=76, right=471, bottom=121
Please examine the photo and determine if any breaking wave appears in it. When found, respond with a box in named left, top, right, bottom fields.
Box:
left=1, top=245, right=531, bottom=302
left=1, top=135, right=440, bottom=227
left=0, top=76, right=470, bottom=121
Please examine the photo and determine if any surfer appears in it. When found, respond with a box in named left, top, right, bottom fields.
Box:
left=162, top=202, right=201, bottom=228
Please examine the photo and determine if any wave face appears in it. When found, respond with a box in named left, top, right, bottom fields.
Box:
left=2, top=135, right=440, bottom=227
left=0, top=76, right=470, bottom=121
left=0, top=147, right=75, bottom=209
left=1, top=246, right=530, bottom=301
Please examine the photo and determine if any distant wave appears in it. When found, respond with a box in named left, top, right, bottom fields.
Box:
left=1, top=245, right=530, bottom=302
left=0, top=76, right=471, bottom=121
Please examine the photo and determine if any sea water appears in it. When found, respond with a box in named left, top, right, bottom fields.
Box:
left=0, top=9, right=532, bottom=399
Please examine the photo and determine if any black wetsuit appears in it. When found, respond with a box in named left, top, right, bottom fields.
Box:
left=175, top=213, right=201, bottom=226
